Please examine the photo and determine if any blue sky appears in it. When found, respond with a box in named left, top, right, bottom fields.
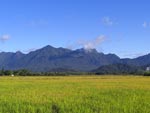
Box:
left=0, top=0, right=150, bottom=58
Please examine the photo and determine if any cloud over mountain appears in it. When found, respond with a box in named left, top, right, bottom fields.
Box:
left=78, top=35, right=106, bottom=50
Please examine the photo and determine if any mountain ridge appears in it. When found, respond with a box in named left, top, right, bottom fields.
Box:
left=0, top=45, right=149, bottom=72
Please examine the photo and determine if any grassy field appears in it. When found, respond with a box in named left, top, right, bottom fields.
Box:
left=0, top=76, right=150, bottom=113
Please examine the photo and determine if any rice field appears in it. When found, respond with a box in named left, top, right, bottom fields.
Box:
left=0, top=75, right=150, bottom=113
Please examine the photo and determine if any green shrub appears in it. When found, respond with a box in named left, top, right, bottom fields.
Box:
left=144, top=71, right=150, bottom=76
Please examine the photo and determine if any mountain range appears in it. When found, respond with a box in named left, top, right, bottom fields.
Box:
left=0, top=45, right=149, bottom=72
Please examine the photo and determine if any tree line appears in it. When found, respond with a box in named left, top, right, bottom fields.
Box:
left=0, top=68, right=149, bottom=76
left=0, top=69, right=93, bottom=76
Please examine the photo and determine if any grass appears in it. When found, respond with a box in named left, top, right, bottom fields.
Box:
left=0, top=75, right=150, bottom=113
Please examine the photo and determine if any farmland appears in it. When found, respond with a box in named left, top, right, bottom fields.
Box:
left=0, top=76, right=150, bottom=113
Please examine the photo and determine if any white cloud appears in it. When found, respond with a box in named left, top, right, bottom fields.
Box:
left=102, top=17, right=114, bottom=26
left=0, top=34, right=11, bottom=42
left=66, top=35, right=106, bottom=51
left=142, top=22, right=148, bottom=28
left=78, top=35, right=106, bottom=50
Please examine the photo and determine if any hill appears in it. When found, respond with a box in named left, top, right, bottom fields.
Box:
left=92, top=63, right=143, bottom=75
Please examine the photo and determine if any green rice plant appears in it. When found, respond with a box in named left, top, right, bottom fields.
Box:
left=0, top=76, right=149, bottom=113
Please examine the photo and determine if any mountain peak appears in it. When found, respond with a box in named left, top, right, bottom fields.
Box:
left=76, top=48, right=98, bottom=54
left=84, top=48, right=98, bottom=53
left=43, top=45, right=56, bottom=49
left=15, top=51, right=23, bottom=54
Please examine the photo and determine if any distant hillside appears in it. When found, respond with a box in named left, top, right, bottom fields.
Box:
left=122, top=54, right=150, bottom=66
left=0, top=45, right=149, bottom=72
left=92, top=63, right=143, bottom=75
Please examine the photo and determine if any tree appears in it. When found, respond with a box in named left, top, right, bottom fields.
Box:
left=4, top=70, right=13, bottom=76
left=144, top=71, right=150, bottom=76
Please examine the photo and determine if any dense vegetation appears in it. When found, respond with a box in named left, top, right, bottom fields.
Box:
left=0, top=66, right=148, bottom=76
left=0, top=69, right=93, bottom=76
left=0, top=76, right=150, bottom=113
left=0, top=69, right=31, bottom=76
left=144, top=71, right=150, bottom=76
